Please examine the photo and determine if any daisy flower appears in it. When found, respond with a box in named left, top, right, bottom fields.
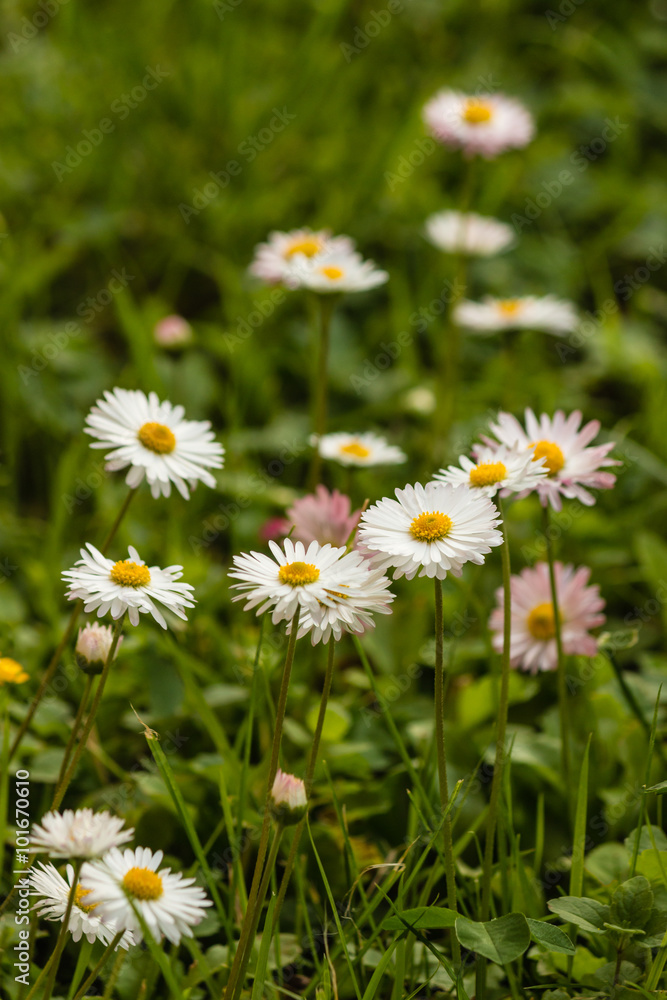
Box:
left=285, top=248, right=389, bottom=294
left=489, top=562, right=606, bottom=673
left=30, top=809, right=133, bottom=859
left=453, top=295, right=578, bottom=335
left=289, top=561, right=395, bottom=645
left=480, top=409, right=619, bottom=510
left=423, top=89, right=535, bottom=158
left=80, top=846, right=211, bottom=946
left=249, top=228, right=355, bottom=285
left=312, top=432, right=406, bottom=468
left=0, top=656, right=28, bottom=685
left=63, top=544, right=195, bottom=629
left=30, top=861, right=134, bottom=948
left=271, top=770, right=308, bottom=825
left=358, top=482, right=502, bottom=581
left=286, top=486, right=362, bottom=547
left=433, top=444, right=548, bottom=499
left=84, top=387, right=224, bottom=500
left=425, top=211, right=515, bottom=257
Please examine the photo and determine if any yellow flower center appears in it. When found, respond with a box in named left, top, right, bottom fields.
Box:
left=278, top=561, right=321, bottom=587
left=74, top=884, right=98, bottom=913
left=527, top=602, right=558, bottom=640
left=340, top=441, right=371, bottom=460
left=285, top=238, right=322, bottom=258
left=122, top=867, right=164, bottom=901
left=0, top=657, right=28, bottom=685
left=409, top=511, right=453, bottom=542
left=320, top=266, right=344, bottom=280
left=462, top=100, right=493, bottom=124
left=531, top=440, right=565, bottom=476
left=137, top=422, right=176, bottom=454
left=469, top=461, right=507, bottom=488
left=110, top=560, right=151, bottom=588
left=498, top=299, right=521, bottom=316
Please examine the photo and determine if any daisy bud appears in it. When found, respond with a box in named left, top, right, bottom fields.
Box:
left=76, top=623, right=122, bottom=675
left=153, top=314, right=193, bottom=348
left=270, top=769, right=307, bottom=825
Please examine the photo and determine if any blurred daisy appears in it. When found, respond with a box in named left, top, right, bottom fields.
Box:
left=249, top=228, right=355, bottom=285
left=480, top=409, right=619, bottom=510
left=286, top=486, right=362, bottom=547
left=153, top=314, right=193, bottom=348
left=286, top=248, right=389, bottom=294
left=30, top=862, right=134, bottom=948
left=453, top=295, right=578, bottom=335
left=312, top=432, right=406, bottom=468
left=489, top=561, right=605, bottom=673
left=423, top=89, right=534, bottom=158
left=30, top=809, right=133, bottom=859
left=63, top=543, right=195, bottom=629
left=0, top=656, right=28, bottom=685
left=359, top=482, right=502, bottom=581
left=271, top=770, right=308, bottom=824
left=85, top=387, right=224, bottom=499
left=80, top=846, right=211, bottom=946
left=433, top=444, right=548, bottom=499
left=425, top=211, right=515, bottom=256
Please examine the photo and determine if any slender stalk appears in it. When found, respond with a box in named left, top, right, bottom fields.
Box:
left=434, top=578, right=460, bottom=964
left=477, top=503, right=512, bottom=1000
left=542, top=505, right=570, bottom=787
left=39, top=859, right=82, bottom=1000
left=51, top=615, right=125, bottom=810
left=71, top=932, right=123, bottom=1000
left=102, top=948, right=127, bottom=1000
left=10, top=486, right=136, bottom=761
left=308, top=295, right=336, bottom=489
left=235, top=825, right=284, bottom=985
left=223, top=609, right=300, bottom=1000
left=54, top=674, right=94, bottom=793
left=128, top=901, right=182, bottom=999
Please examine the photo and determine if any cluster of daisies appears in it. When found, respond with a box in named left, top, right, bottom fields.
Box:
left=29, top=809, right=211, bottom=948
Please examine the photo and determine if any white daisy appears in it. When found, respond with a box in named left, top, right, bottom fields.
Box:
left=30, top=809, right=133, bottom=859
left=453, top=295, right=578, bottom=335
left=30, top=861, right=134, bottom=948
left=425, top=211, right=515, bottom=256
left=359, top=482, right=503, bottom=581
left=84, top=387, right=224, bottom=500
left=288, top=559, right=395, bottom=645
left=423, top=89, right=535, bottom=158
left=480, top=409, right=620, bottom=511
left=249, top=228, right=355, bottom=285
left=285, top=248, right=389, bottom=294
left=432, top=444, right=548, bottom=499
left=80, top=846, right=211, bottom=946
left=62, top=544, right=195, bottom=629
left=312, top=432, right=406, bottom=468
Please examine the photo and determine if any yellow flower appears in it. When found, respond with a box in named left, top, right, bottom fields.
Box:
left=0, top=657, right=29, bottom=686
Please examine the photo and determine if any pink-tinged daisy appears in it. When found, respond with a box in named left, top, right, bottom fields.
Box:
left=80, top=846, right=211, bottom=946
left=312, top=432, right=406, bottom=468
left=489, top=562, right=606, bottom=673
left=249, top=228, right=355, bottom=285
left=480, top=409, right=620, bottom=510
left=358, top=482, right=502, bottom=581
left=286, top=486, right=362, bottom=547
left=425, top=211, right=515, bottom=257
left=30, top=808, right=133, bottom=860
left=271, top=769, right=308, bottom=824
left=423, top=89, right=534, bottom=158
left=285, top=248, right=389, bottom=294
left=432, top=444, right=548, bottom=499
left=84, top=388, right=224, bottom=500
left=453, top=295, right=578, bottom=336
left=30, top=862, right=134, bottom=948
left=153, top=314, right=193, bottom=348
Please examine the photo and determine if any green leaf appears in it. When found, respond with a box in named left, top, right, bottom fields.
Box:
left=571, top=734, right=592, bottom=901
left=624, top=825, right=667, bottom=855
left=637, top=907, right=667, bottom=948
left=547, top=896, right=610, bottom=933
left=526, top=918, right=576, bottom=954
left=382, top=906, right=458, bottom=931
left=644, top=779, right=667, bottom=794
left=635, top=849, right=667, bottom=885
left=454, top=913, right=531, bottom=964
left=609, top=876, right=654, bottom=930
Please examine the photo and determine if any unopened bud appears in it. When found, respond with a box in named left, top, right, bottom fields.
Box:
left=270, top=769, right=307, bottom=825
left=75, top=623, right=121, bottom=675
left=153, top=314, right=193, bottom=348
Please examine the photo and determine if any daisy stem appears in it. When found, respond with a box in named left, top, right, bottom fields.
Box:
left=128, top=901, right=182, bottom=999
left=434, top=577, right=460, bottom=964
left=9, top=486, right=136, bottom=762
left=477, top=502, right=512, bottom=1000
left=235, top=824, right=284, bottom=989
left=224, top=608, right=300, bottom=1000
left=38, top=858, right=82, bottom=1000
left=71, top=932, right=123, bottom=1000
left=308, top=295, right=336, bottom=490
left=542, top=505, right=571, bottom=791
left=53, top=674, right=94, bottom=797
left=270, top=638, right=337, bottom=935
left=101, top=947, right=127, bottom=1000
left=51, top=614, right=125, bottom=810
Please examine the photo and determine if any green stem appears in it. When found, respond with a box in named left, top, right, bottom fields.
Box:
left=102, top=947, right=127, bottom=1000
left=239, top=825, right=284, bottom=980
left=54, top=674, right=94, bottom=794
left=308, top=295, right=336, bottom=489
left=434, top=578, right=460, bottom=964
left=51, top=615, right=125, bottom=810
left=542, top=505, right=570, bottom=789
left=71, top=932, right=123, bottom=1000
left=224, top=609, right=300, bottom=1000
left=39, top=859, right=82, bottom=1000
left=129, top=901, right=182, bottom=999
